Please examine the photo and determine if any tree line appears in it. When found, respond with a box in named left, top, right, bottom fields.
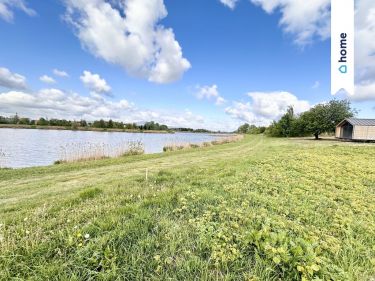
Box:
left=237, top=100, right=356, bottom=139
left=0, top=115, right=170, bottom=131
left=0, top=115, right=217, bottom=133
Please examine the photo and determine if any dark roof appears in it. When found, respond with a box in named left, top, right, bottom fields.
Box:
left=338, top=118, right=375, bottom=127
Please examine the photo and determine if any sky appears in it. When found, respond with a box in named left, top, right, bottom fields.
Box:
left=0, top=0, right=374, bottom=131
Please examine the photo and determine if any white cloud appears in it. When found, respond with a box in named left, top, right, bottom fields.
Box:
left=225, top=101, right=261, bottom=124
left=0, top=88, right=210, bottom=129
left=80, top=70, right=111, bottom=95
left=0, top=88, right=131, bottom=120
left=351, top=83, right=375, bottom=102
left=248, top=91, right=310, bottom=118
left=225, top=91, right=310, bottom=125
left=247, top=0, right=375, bottom=101
left=39, top=75, right=56, bottom=84
left=219, top=0, right=239, bottom=9
left=0, top=67, right=27, bottom=89
left=151, top=109, right=205, bottom=129
left=222, top=0, right=333, bottom=44
left=215, top=96, right=226, bottom=106
left=353, top=0, right=375, bottom=101
left=0, top=0, right=36, bottom=22
left=53, top=69, right=69, bottom=78
left=249, top=0, right=331, bottom=45
left=196, top=84, right=226, bottom=106
left=63, top=0, right=191, bottom=84
left=218, top=0, right=375, bottom=101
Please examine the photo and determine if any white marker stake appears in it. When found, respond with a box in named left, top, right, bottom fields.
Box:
left=331, top=0, right=354, bottom=96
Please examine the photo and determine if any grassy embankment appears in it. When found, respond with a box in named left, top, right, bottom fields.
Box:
left=0, top=136, right=374, bottom=280
left=0, top=124, right=171, bottom=134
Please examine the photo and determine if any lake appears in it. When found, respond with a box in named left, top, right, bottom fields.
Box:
left=0, top=128, right=222, bottom=168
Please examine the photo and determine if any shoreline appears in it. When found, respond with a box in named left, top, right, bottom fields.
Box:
left=0, top=124, right=172, bottom=134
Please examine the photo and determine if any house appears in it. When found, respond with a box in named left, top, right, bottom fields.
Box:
left=336, top=118, right=375, bottom=141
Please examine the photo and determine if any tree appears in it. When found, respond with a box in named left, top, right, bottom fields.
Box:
left=279, top=106, right=295, bottom=137
left=80, top=120, right=88, bottom=127
left=13, top=113, right=20, bottom=124
left=108, top=119, right=114, bottom=128
left=19, top=118, right=30, bottom=125
left=267, top=106, right=296, bottom=137
left=37, top=117, right=49, bottom=126
left=237, top=123, right=250, bottom=134
left=300, top=100, right=355, bottom=139
left=99, top=119, right=106, bottom=128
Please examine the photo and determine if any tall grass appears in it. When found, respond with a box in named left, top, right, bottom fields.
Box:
left=56, top=140, right=144, bottom=163
left=163, top=134, right=243, bottom=152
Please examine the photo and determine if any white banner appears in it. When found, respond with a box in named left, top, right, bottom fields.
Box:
left=331, top=0, right=355, bottom=96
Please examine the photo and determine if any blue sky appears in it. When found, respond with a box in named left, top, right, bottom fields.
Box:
left=0, top=0, right=374, bottom=131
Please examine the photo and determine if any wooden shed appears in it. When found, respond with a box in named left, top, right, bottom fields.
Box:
left=336, top=118, right=375, bottom=141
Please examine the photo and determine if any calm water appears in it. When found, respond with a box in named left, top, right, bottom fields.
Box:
left=0, top=129, right=221, bottom=168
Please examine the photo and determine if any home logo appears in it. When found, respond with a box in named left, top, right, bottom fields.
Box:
left=331, top=0, right=354, bottom=96
left=338, top=33, right=348, bottom=74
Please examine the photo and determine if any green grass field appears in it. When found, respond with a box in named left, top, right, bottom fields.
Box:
left=0, top=136, right=374, bottom=280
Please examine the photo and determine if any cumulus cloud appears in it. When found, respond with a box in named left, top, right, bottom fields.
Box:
left=215, top=96, right=226, bottom=106
left=196, top=84, right=226, bottom=106
left=249, top=0, right=331, bottom=45
left=53, top=69, right=69, bottom=78
left=0, top=88, right=209, bottom=128
left=353, top=0, right=375, bottom=101
left=0, top=88, right=132, bottom=120
left=63, top=0, right=191, bottom=84
left=0, top=67, right=27, bottom=89
left=0, top=0, right=36, bottom=22
left=222, top=0, right=332, bottom=44
left=39, top=75, right=56, bottom=84
left=219, top=0, right=239, bottom=9
left=219, top=0, right=375, bottom=101
left=352, top=83, right=375, bottom=102
left=225, top=91, right=310, bottom=125
left=248, top=91, right=310, bottom=118
left=80, top=71, right=111, bottom=95
left=225, top=102, right=260, bottom=124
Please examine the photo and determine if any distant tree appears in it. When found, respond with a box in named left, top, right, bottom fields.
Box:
left=99, top=119, right=106, bottom=128
left=0, top=116, right=7, bottom=124
left=115, top=122, right=124, bottom=129
left=108, top=119, right=114, bottom=128
left=37, top=117, right=49, bottom=126
left=80, top=120, right=87, bottom=127
left=237, top=123, right=267, bottom=135
left=300, top=100, right=356, bottom=139
left=237, top=123, right=250, bottom=134
left=258, top=127, right=266, bottom=134
left=159, top=124, right=168, bottom=131
left=18, top=118, right=30, bottom=125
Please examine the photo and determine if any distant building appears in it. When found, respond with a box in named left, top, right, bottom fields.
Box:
left=336, top=118, right=375, bottom=141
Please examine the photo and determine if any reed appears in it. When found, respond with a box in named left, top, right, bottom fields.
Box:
left=163, top=134, right=243, bottom=152
left=121, top=140, right=145, bottom=156
left=56, top=140, right=144, bottom=164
